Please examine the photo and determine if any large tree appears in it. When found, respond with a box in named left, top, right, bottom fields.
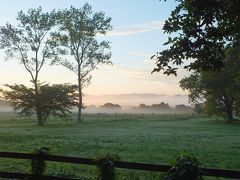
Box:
left=2, top=84, right=78, bottom=124
left=180, top=47, right=240, bottom=122
left=153, top=0, right=240, bottom=75
left=0, top=7, right=56, bottom=125
left=52, top=3, right=112, bottom=122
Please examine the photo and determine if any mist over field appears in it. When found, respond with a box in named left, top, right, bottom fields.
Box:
left=84, top=93, right=191, bottom=114
left=84, top=93, right=189, bottom=106
left=83, top=106, right=193, bottom=114
left=0, top=93, right=190, bottom=114
left=0, top=100, right=11, bottom=112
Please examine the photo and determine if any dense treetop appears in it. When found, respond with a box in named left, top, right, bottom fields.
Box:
left=153, top=0, right=240, bottom=75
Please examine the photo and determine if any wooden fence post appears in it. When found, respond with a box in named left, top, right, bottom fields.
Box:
left=31, top=147, right=49, bottom=176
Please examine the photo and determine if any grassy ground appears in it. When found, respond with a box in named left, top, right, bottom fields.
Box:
left=0, top=112, right=239, bottom=179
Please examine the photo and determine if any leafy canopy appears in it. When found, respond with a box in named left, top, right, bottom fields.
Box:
left=2, top=84, right=78, bottom=123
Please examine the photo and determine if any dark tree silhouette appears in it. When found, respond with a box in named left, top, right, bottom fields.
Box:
left=153, top=0, right=240, bottom=75
left=51, top=3, right=112, bottom=122
left=139, top=104, right=150, bottom=109
left=100, top=103, right=121, bottom=109
left=2, top=84, right=78, bottom=125
left=151, top=102, right=170, bottom=109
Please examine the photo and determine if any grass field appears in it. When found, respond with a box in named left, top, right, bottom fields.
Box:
left=0, top=112, right=239, bottom=179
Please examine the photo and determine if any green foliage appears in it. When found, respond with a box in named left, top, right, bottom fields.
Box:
left=2, top=84, right=35, bottom=117
left=2, top=83, right=78, bottom=124
left=153, top=0, right=240, bottom=75
left=96, top=154, right=119, bottom=180
left=38, top=84, right=78, bottom=121
left=164, top=154, right=203, bottom=180
left=179, top=73, right=205, bottom=105
left=180, top=47, right=240, bottom=122
left=31, top=147, right=49, bottom=175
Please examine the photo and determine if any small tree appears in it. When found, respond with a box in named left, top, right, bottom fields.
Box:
left=0, top=7, right=57, bottom=125
left=2, top=84, right=78, bottom=125
left=51, top=3, right=112, bottom=122
left=100, top=103, right=121, bottom=109
left=151, top=102, right=170, bottom=110
left=139, top=104, right=150, bottom=109
left=165, top=154, right=203, bottom=180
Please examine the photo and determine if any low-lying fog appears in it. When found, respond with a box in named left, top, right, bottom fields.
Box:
left=0, top=93, right=192, bottom=114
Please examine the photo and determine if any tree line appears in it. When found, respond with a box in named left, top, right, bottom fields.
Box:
left=87, top=102, right=192, bottom=112
left=0, top=3, right=112, bottom=125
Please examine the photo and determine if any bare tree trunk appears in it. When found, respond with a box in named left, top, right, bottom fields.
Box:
left=34, top=81, right=43, bottom=126
left=226, top=106, right=233, bottom=122
left=224, top=95, right=235, bottom=123
left=36, top=108, right=43, bottom=126
left=77, top=78, right=82, bottom=122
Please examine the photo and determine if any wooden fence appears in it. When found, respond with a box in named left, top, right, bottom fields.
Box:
left=0, top=152, right=240, bottom=179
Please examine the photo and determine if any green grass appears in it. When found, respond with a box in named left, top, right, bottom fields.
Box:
left=0, top=112, right=239, bottom=179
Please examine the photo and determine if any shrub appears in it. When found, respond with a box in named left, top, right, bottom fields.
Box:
left=96, top=154, right=119, bottom=180
left=164, top=154, right=203, bottom=180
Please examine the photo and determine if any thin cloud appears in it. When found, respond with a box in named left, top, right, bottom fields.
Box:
left=86, top=64, right=188, bottom=97
left=106, top=20, right=164, bottom=36
left=126, top=51, right=152, bottom=57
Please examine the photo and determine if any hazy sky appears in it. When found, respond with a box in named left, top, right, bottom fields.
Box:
left=0, top=0, right=189, bottom=98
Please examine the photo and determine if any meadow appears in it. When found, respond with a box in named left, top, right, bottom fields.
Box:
left=0, top=112, right=239, bottom=179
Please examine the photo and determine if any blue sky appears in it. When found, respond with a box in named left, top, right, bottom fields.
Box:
left=0, top=1, right=189, bottom=104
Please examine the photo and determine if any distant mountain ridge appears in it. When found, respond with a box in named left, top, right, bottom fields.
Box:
left=88, top=93, right=167, bottom=98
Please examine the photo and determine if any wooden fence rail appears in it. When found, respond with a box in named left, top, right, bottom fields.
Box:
left=0, top=152, right=240, bottom=179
